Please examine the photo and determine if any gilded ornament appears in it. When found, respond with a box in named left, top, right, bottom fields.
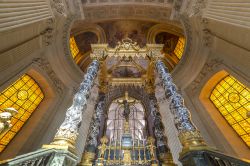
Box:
left=78, top=152, right=96, bottom=166
left=0, top=108, right=18, bottom=135
left=179, top=130, right=207, bottom=155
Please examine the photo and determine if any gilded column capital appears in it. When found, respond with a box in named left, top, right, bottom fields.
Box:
left=90, top=44, right=108, bottom=61
left=179, top=130, right=207, bottom=155
left=146, top=44, right=164, bottom=62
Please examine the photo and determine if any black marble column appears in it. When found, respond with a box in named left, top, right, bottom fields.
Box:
left=149, top=93, right=176, bottom=166
left=79, top=92, right=106, bottom=166
left=155, top=59, right=207, bottom=157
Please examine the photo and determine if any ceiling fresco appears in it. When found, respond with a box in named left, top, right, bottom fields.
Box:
left=75, top=31, right=98, bottom=53
left=70, top=20, right=185, bottom=74
left=155, top=32, right=179, bottom=54
left=98, top=20, right=156, bottom=48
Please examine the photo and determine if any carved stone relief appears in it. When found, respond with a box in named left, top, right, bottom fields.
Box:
left=32, top=57, right=65, bottom=94
left=189, top=58, right=223, bottom=92
left=41, top=18, right=56, bottom=47
left=50, top=0, right=67, bottom=16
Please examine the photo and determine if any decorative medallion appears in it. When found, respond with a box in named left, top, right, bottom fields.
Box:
left=17, top=90, right=29, bottom=100
left=228, top=92, right=240, bottom=103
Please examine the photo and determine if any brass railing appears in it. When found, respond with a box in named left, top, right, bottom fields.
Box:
left=95, top=137, right=158, bottom=166
left=97, top=146, right=153, bottom=165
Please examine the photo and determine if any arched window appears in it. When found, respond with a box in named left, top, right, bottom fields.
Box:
left=174, top=37, right=185, bottom=59
left=0, top=74, right=44, bottom=152
left=210, top=75, right=250, bottom=147
left=69, top=37, right=79, bottom=59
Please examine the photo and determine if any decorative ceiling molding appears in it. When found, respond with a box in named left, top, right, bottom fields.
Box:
left=50, top=0, right=66, bottom=16
left=42, top=18, right=56, bottom=47
left=50, top=0, right=84, bottom=19
left=82, top=5, right=172, bottom=23
left=189, top=58, right=223, bottom=93
left=172, top=0, right=207, bottom=18
left=32, top=57, right=65, bottom=94
left=81, top=0, right=173, bottom=7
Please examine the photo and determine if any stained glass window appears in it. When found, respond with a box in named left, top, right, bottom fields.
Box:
left=70, top=37, right=79, bottom=59
left=174, top=37, right=185, bottom=59
left=0, top=74, right=44, bottom=152
left=210, top=75, right=250, bottom=147
left=106, top=98, right=146, bottom=141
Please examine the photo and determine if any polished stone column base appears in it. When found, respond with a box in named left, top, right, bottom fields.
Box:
left=159, top=152, right=176, bottom=166
left=179, top=131, right=208, bottom=156
left=78, top=152, right=96, bottom=166
left=179, top=150, right=207, bottom=166
left=42, top=137, right=76, bottom=154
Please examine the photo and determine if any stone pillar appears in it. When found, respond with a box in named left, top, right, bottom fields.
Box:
left=155, top=60, right=207, bottom=155
left=43, top=60, right=100, bottom=153
left=78, top=93, right=106, bottom=166
left=149, top=94, right=176, bottom=166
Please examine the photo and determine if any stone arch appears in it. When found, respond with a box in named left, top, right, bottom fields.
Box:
left=70, top=23, right=107, bottom=71
left=171, top=15, right=210, bottom=89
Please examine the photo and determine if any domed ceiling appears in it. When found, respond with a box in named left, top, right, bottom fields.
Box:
left=70, top=20, right=185, bottom=72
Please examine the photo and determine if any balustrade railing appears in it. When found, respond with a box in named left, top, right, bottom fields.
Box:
left=95, top=137, right=158, bottom=166
left=98, top=146, right=152, bottom=165
left=180, top=149, right=250, bottom=166
left=0, top=148, right=78, bottom=166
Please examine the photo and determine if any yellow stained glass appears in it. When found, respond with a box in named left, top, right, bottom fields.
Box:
left=210, top=75, right=250, bottom=147
left=174, top=37, right=185, bottom=59
left=0, top=145, right=4, bottom=153
left=0, top=74, right=44, bottom=152
left=70, top=37, right=79, bottom=59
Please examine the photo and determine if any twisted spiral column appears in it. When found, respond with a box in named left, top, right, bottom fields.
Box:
left=155, top=60, right=207, bottom=154
left=43, top=60, right=100, bottom=153
left=149, top=94, right=176, bottom=166
left=79, top=93, right=106, bottom=166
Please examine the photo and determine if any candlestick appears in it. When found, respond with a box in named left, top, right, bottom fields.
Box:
left=120, top=137, right=122, bottom=164
left=138, top=139, right=141, bottom=163
left=144, top=139, right=146, bottom=163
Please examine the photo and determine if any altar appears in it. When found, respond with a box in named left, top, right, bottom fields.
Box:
left=95, top=92, right=158, bottom=166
